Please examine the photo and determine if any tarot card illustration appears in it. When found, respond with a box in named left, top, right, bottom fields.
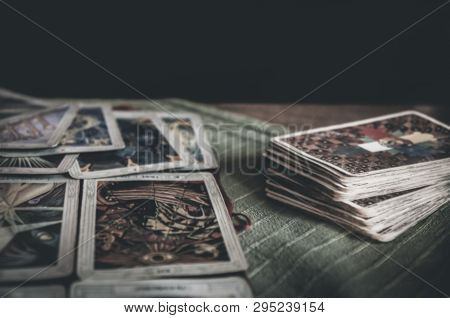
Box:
left=77, top=173, right=247, bottom=279
left=0, top=177, right=79, bottom=281
left=69, top=112, right=188, bottom=179
left=156, top=112, right=218, bottom=170
left=60, top=107, right=112, bottom=145
left=0, top=105, right=78, bottom=149
left=275, top=111, right=450, bottom=175
left=0, top=154, right=78, bottom=174
left=0, top=105, right=124, bottom=156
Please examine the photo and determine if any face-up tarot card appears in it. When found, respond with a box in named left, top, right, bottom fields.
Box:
left=71, top=277, right=252, bottom=298
left=69, top=112, right=189, bottom=179
left=0, top=105, right=78, bottom=150
left=155, top=112, right=218, bottom=171
left=0, top=154, right=78, bottom=175
left=0, top=104, right=124, bottom=156
left=77, top=173, right=247, bottom=279
left=0, top=177, right=79, bottom=282
left=273, top=111, right=450, bottom=176
left=0, top=285, right=66, bottom=298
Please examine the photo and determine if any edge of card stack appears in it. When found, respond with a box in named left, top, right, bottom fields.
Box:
left=263, top=112, right=450, bottom=242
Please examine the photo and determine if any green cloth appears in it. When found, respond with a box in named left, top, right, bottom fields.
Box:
left=62, top=97, right=450, bottom=297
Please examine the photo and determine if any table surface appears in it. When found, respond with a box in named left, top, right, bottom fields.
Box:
left=213, top=103, right=450, bottom=126
left=4, top=95, right=449, bottom=297
left=209, top=101, right=449, bottom=297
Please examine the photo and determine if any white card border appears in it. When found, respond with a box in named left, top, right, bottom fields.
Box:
left=70, top=276, right=253, bottom=298
left=77, top=172, right=247, bottom=280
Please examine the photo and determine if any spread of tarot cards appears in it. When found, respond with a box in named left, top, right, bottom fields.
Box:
left=1, top=88, right=448, bottom=298
left=0, top=88, right=253, bottom=298
left=0, top=97, right=218, bottom=175
left=265, top=111, right=449, bottom=242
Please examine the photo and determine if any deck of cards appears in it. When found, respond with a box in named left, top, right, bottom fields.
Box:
left=265, top=111, right=450, bottom=242
left=0, top=89, right=251, bottom=298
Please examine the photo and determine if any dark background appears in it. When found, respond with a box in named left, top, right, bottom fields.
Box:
left=0, top=0, right=449, bottom=105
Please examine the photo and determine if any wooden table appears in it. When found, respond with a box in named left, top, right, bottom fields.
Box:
left=213, top=103, right=449, bottom=127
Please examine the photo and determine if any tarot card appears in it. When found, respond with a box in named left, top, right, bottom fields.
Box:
left=0, top=154, right=78, bottom=175
left=0, top=104, right=125, bottom=156
left=71, top=277, right=253, bottom=298
left=0, top=105, right=78, bottom=149
left=0, top=88, right=49, bottom=120
left=266, top=177, right=448, bottom=227
left=265, top=167, right=424, bottom=218
left=273, top=111, right=450, bottom=177
left=69, top=111, right=189, bottom=179
left=0, top=176, right=79, bottom=282
left=266, top=141, right=449, bottom=200
left=155, top=112, right=218, bottom=170
left=266, top=187, right=448, bottom=242
left=0, top=285, right=65, bottom=298
left=77, top=172, right=247, bottom=280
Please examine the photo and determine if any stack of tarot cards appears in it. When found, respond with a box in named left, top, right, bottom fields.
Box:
left=264, top=111, right=449, bottom=242
left=0, top=88, right=251, bottom=298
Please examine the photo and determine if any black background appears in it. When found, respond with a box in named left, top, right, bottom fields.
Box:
left=0, top=0, right=449, bottom=104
